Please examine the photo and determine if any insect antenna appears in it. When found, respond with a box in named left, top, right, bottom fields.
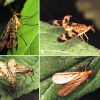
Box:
left=27, top=73, right=35, bottom=83
left=8, top=3, right=38, bottom=26
left=7, top=5, right=18, bottom=15
left=20, top=11, right=38, bottom=26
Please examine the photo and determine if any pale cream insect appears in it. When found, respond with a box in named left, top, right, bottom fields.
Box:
left=52, top=70, right=92, bottom=96
left=0, top=59, right=33, bottom=88
left=0, top=59, right=16, bottom=87
left=52, top=72, right=80, bottom=84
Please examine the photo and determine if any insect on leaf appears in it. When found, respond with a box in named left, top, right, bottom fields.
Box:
left=40, top=56, right=100, bottom=100
left=0, top=12, right=21, bottom=54
left=0, top=56, right=39, bottom=100
left=7, top=0, right=39, bottom=55
left=52, top=70, right=92, bottom=96
left=0, top=59, right=34, bottom=88
left=40, top=22, right=100, bottom=56
left=52, top=72, right=80, bottom=84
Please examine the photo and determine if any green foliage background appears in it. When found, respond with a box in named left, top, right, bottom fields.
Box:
left=0, top=0, right=15, bottom=6
left=0, top=56, right=39, bottom=100
left=40, top=56, right=100, bottom=100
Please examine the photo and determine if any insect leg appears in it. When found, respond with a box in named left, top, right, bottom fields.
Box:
left=21, top=74, right=27, bottom=91
left=18, top=29, right=27, bottom=45
left=73, top=33, right=85, bottom=41
left=28, top=73, right=35, bottom=83
left=79, top=35, right=85, bottom=41
left=83, top=33, right=88, bottom=42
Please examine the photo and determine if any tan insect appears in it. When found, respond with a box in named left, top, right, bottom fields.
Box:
left=50, top=15, right=95, bottom=42
left=52, top=70, right=92, bottom=96
left=0, top=59, right=17, bottom=87
left=62, top=15, right=95, bottom=41
left=16, top=64, right=33, bottom=74
left=0, top=12, right=22, bottom=51
left=0, top=59, right=33, bottom=88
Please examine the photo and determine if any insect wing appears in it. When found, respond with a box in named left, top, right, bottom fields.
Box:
left=4, top=59, right=17, bottom=87
left=0, top=20, right=11, bottom=51
left=16, top=65, right=29, bottom=74
left=0, top=61, right=7, bottom=77
left=0, top=61, right=14, bottom=85
left=58, top=70, right=92, bottom=96
left=7, top=59, right=16, bottom=73
left=0, top=72, right=3, bottom=77
left=58, top=78, right=84, bottom=96
left=6, top=59, right=16, bottom=81
left=0, top=61, right=9, bottom=76
left=0, top=14, right=19, bottom=51
left=52, top=72, right=80, bottom=84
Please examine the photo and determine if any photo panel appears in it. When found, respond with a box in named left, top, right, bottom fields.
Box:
left=40, top=0, right=100, bottom=56
left=40, top=56, right=100, bottom=100
left=0, top=0, right=39, bottom=55
left=0, top=56, right=39, bottom=100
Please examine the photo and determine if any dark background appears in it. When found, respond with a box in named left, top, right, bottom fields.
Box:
left=40, top=0, right=100, bottom=49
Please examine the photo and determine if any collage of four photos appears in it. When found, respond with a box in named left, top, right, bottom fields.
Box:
left=0, top=0, right=100, bottom=100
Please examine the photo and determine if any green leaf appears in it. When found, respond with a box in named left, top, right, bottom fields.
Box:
left=40, top=56, right=100, bottom=100
left=7, top=0, right=39, bottom=55
left=25, top=34, right=39, bottom=55
left=3, top=0, right=15, bottom=6
left=4, top=0, right=14, bottom=6
left=40, top=22, right=100, bottom=55
left=0, top=56, right=39, bottom=100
